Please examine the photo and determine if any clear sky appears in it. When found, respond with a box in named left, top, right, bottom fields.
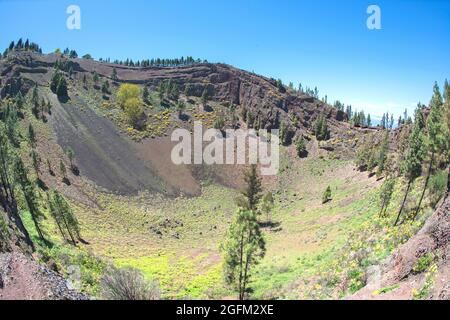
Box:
left=1, top=0, right=449, bottom=120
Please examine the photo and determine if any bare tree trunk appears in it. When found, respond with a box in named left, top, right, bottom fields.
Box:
left=54, top=217, right=66, bottom=242
left=413, top=152, right=434, bottom=220
left=238, top=233, right=244, bottom=300
left=60, top=213, right=77, bottom=246
left=394, top=180, right=412, bottom=226
left=379, top=199, right=386, bottom=217
left=29, top=207, right=45, bottom=242
left=7, top=201, right=34, bottom=250
left=241, top=227, right=254, bottom=301
left=241, top=253, right=251, bottom=301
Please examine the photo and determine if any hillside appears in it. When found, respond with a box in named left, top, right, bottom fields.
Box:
left=351, top=196, right=449, bottom=300
left=0, top=49, right=448, bottom=300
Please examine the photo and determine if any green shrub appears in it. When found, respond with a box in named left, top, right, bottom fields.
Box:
left=429, top=170, right=447, bottom=204
left=100, top=266, right=160, bottom=300
left=38, top=245, right=106, bottom=295
left=0, top=211, right=9, bottom=250
left=413, top=264, right=437, bottom=300
left=50, top=72, right=68, bottom=97
left=314, top=116, right=329, bottom=141
left=214, top=117, right=225, bottom=130
left=412, top=253, right=434, bottom=274
left=322, top=186, right=332, bottom=204
left=296, top=137, right=306, bottom=158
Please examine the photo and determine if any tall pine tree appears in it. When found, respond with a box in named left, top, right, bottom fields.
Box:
left=241, top=164, right=262, bottom=212
left=14, top=158, right=46, bottom=243
left=394, top=109, right=426, bottom=226
left=222, top=209, right=265, bottom=300
left=413, top=83, right=448, bottom=219
left=48, top=190, right=80, bottom=245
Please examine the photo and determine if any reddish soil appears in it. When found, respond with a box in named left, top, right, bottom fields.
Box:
left=0, top=251, right=87, bottom=300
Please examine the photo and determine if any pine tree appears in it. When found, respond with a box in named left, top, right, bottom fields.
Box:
left=56, top=76, right=68, bottom=97
left=444, top=79, right=450, bottom=135
left=47, top=159, right=53, bottom=175
left=142, top=86, right=149, bottom=103
left=16, top=38, right=23, bottom=49
left=60, top=160, right=67, bottom=181
left=0, top=127, right=33, bottom=248
left=241, top=164, right=262, bottom=212
left=101, top=80, right=110, bottom=94
left=296, top=137, right=306, bottom=158
left=176, top=101, right=186, bottom=119
left=28, top=124, right=37, bottom=148
left=376, top=130, right=389, bottom=177
left=394, top=111, right=426, bottom=226
left=201, top=88, right=209, bottom=107
left=15, top=92, right=24, bottom=110
left=222, top=209, right=265, bottom=300
left=65, top=148, right=75, bottom=171
left=170, top=83, right=180, bottom=100
left=444, top=80, right=450, bottom=162
left=48, top=189, right=80, bottom=245
left=381, top=113, right=386, bottom=129
left=413, top=83, right=448, bottom=219
left=379, top=177, right=395, bottom=217
left=158, top=82, right=165, bottom=100
left=5, top=103, right=19, bottom=146
left=0, top=129, right=15, bottom=204
left=31, top=85, right=39, bottom=117
left=322, top=186, right=332, bottom=204
left=50, top=72, right=60, bottom=93
left=260, top=192, right=274, bottom=223
left=314, top=116, right=329, bottom=141
left=30, top=149, right=41, bottom=179
left=111, top=68, right=118, bottom=81
left=39, top=98, right=46, bottom=118
left=346, top=105, right=353, bottom=119
left=14, top=157, right=46, bottom=243
left=47, top=192, right=65, bottom=242
left=93, top=71, right=99, bottom=84
left=50, top=72, right=68, bottom=97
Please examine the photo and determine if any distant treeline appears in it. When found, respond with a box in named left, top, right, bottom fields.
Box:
left=1, top=39, right=207, bottom=68
left=62, top=47, right=208, bottom=68
left=2, top=38, right=42, bottom=57
left=102, top=56, right=208, bottom=67
left=280, top=78, right=416, bottom=129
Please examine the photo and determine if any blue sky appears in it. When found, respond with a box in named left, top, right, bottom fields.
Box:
left=1, top=0, right=449, bottom=120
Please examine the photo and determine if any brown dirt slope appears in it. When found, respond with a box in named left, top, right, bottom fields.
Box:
left=0, top=251, right=88, bottom=300
left=0, top=51, right=363, bottom=196
left=49, top=93, right=168, bottom=195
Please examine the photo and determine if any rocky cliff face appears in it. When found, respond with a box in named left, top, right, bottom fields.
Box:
left=0, top=51, right=347, bottom=135
left=0, top=251, right=88, bottom=300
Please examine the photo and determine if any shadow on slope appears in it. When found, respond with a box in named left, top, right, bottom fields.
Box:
left=49, top=94, right=170, bottom=196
